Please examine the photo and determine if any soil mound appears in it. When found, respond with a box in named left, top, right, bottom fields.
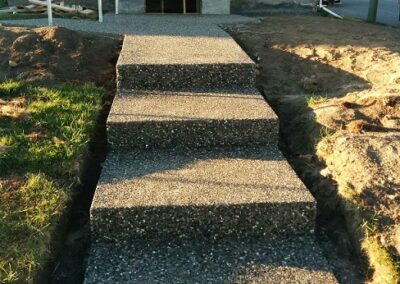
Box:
left=1, top=25, right=121, bottom=88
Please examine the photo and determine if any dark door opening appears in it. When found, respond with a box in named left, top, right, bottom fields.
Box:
left=146, top=0, right=200, bottom=13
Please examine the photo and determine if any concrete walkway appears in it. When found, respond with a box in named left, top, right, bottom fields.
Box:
left=2, top=13, right=338, bottom=283
left=84, top=15, right=338, bottom=283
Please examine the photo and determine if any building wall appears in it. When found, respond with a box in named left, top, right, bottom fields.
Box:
left=231, top=0, right=314, bottom=12
left=66, top=0, right=310, bottom=14
left=202, top=0, right=230, bottom=14
left=119, top=0, right=144, bottom=13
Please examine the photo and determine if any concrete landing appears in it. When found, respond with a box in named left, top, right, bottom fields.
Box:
left=90, top=147, right=315, bottom=243
left=85, top=235, right=337, bottom=284
left=108, top=89, right=278, bottom=149
left=117, top=34, right=256, bottom=91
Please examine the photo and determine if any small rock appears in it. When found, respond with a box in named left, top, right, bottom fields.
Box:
left=8, top=60, right=18, bottom=68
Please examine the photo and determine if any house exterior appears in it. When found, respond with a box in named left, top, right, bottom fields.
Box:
left=118, top=0, right=230, bottom=14
left=71, top=0, right=313, bottom=15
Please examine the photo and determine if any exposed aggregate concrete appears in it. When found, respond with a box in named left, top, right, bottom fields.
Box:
left=85, top=235, right=338, bottom=284
left=117, top=32, right=256, bottom=90
left=108, top=89, right=279, bottom=149
left=90, top=147, right=315, bottom=242
left=78, top=13, right=338, bottom=283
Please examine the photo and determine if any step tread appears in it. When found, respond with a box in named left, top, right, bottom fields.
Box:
left=117, top=34, right=255, bottom=66
left=90, top=147, right=315, bottom=241
left=85, top=235, right=337, bottom=284
left=109, top=89, right=277, bottom=123
left=107, top=89, right=278, bottom=149
left=92, top=147, right=313, bottom=209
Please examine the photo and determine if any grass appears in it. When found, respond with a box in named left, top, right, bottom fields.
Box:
left=362, top=235, right=399, bottom=283
left=306, top=95, right=329, bottom=108
left=0, top=80, right=104, bottom=283
left=337, top=184, right=399, bottom=283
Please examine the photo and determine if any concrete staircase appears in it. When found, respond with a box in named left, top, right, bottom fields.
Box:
left=85, top=27, right=338, bottom=283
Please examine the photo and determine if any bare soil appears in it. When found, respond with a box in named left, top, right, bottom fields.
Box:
left=0, top=25, right=121, bottom=283
left=228, top=14, right=400, bottom=283
left=0, top=25, right=121, bottom=89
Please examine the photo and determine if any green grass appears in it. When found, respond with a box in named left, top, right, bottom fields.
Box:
left=306, top=95, right=329, bottom=108
left=0, top=81, right=103, bottom=283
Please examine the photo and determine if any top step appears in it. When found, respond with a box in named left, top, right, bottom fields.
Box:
left=117, top=34, right=256, bottom=91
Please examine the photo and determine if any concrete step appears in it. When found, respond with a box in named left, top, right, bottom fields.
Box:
left=85, top=235, right=338, bottom=283
left=107, top=89, right=278, bottom=150
left=90, top=146, right=315, bottom=243
left=116, top=34, right=256, bottom=91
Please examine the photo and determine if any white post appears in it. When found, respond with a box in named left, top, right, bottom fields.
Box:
left=98, top=0, right=103, bottom=22
left=47, top=0, right=53, bottom=25
left=115, top=0, right=118, bottom=14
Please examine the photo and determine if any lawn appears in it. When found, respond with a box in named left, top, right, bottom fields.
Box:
left=0, top=81, right=104, bottom=283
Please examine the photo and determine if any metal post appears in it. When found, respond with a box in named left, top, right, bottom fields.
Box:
left=98, top=0, right=103, bottom=22
left=115, top=0, right=118, bottom=14
left=368, top=0, right=379, bottom=22
left=183, top=0, right=186, bottom=14
left=47, top=0, right=53, bottom=25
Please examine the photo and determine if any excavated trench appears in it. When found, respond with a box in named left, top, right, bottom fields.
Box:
left=227, top=14, right=400, bottom=284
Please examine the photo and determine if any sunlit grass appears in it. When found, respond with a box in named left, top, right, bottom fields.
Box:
left=0, top=81, right=103, bottom=283
left=306, top=95, right=329, bottom=108
left=362, top=237, right=399, bottom=284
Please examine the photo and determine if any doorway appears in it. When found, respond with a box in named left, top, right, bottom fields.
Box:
left=146, top=0, right=201, bottom=14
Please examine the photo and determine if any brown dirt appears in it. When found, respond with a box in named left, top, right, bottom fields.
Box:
left=0, top=25, right=121, bottom=89
left=228, top=14, right=400, bottom=283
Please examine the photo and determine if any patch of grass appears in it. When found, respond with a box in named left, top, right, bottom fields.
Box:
left=338, top=187, right=399, bottom=284
left=0, top=82, right=103, bottom=176
left=362, top=237, right=399, bottom=284
left=0, top=174, right=68, bottom=283
left=319, top=126, right=335, bottom=140
left=0, top=81, right=103, bottom=283
left=306, top=95, right=329, bottom=108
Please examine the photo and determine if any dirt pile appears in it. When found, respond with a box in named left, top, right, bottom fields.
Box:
left=0, top=25, right=121, bottom=88
left=229, top=15, right=400, bottom=283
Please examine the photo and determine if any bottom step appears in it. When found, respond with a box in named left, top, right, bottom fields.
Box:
left=85, top=235, right=337, bottom=283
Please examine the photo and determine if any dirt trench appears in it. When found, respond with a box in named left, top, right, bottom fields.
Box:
left=228, top=14, right=400, bottom=283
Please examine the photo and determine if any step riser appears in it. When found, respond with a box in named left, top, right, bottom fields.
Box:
left=117, top=63, right=256, bottom=91
left=108, top=120, right=278, bottom=149
left=91, top=203, right=315, bottom=243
